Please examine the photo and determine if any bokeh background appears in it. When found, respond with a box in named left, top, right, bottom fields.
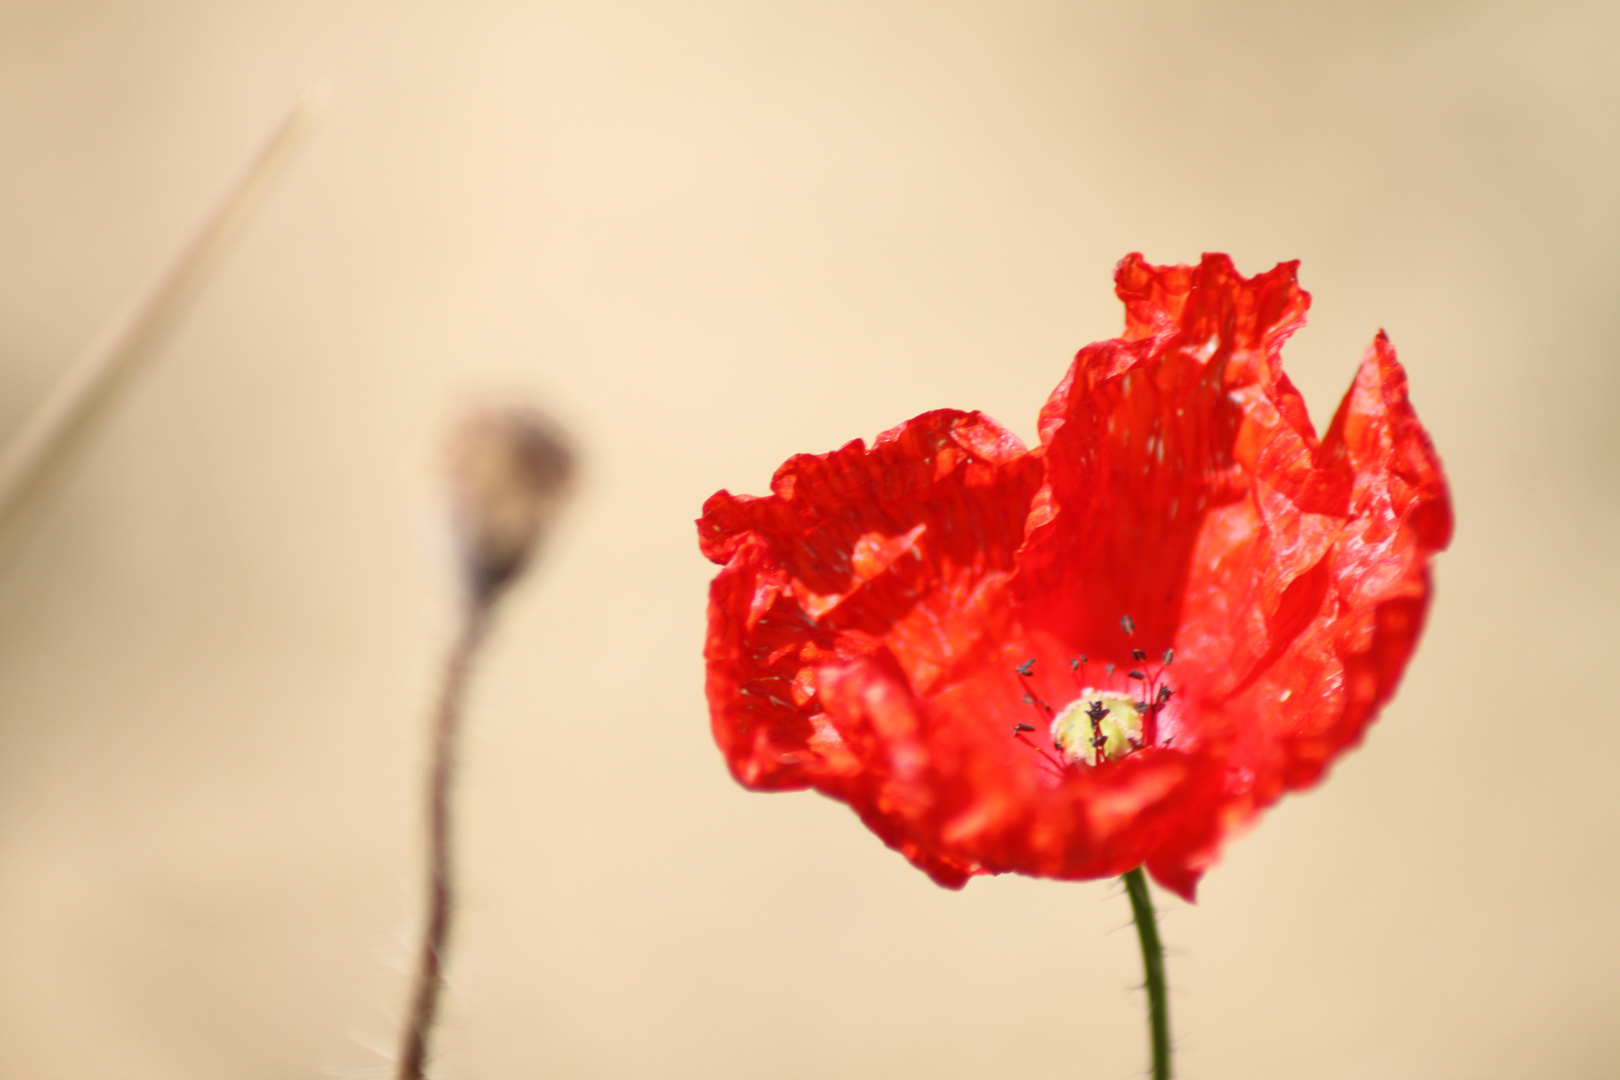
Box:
left=1, top=3, right=1616, bottom=1078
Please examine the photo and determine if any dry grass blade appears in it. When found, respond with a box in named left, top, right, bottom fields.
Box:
left=0, top=86, right=326, bottom=567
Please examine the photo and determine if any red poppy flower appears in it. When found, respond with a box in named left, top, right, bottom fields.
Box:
left=698, top=253, right=1451, bottom=900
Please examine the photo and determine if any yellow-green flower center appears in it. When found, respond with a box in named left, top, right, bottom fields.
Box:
left=1050, top=690, right=1142, bottom=766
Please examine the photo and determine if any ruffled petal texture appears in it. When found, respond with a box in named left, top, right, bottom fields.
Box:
left=700, top=410, right=1044, bottom=885
left=699, top=254, right=1451, bottom=900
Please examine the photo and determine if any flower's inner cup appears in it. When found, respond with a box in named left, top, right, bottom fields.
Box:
left=1051, top=691, right=1142, bottom=766
left=1009, top=624, right=1177, bottom=776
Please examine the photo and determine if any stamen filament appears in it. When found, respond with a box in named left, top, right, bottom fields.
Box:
left=1012, top=729, right=1068, bottom=778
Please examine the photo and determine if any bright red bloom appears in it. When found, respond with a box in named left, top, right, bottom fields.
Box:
left=698, top=254, right=1451, bottom=900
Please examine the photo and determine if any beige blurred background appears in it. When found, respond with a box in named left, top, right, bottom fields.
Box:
left=0, top=2, right=1615, bottom=1077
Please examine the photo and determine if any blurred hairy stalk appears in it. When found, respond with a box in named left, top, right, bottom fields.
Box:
left=396, top=406, right=574, bottom=1080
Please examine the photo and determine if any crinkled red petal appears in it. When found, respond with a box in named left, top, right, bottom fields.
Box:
left=700, top=410, right=1043, bottom=863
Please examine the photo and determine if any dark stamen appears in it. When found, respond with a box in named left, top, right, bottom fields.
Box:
left=1141, top=679, right=1174, bottom=748
left=1132, top=648, right=1147, bottom=662
left=1106, top=663, right=1116, bottom=677
left=1013, top=723, right=1036, bottom=734
left=1162, top=648, right=1175, bottom=665
left=1069, top=655, right=1088, bottom=689
left=1121, top=614, right=1136, bottom=635
left=1014, top=662, right=1053, bottom=719
left=1128, top=670, right=1146, bottom=680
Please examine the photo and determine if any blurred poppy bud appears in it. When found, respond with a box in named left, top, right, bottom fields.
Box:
left=446, top=406, right=574, bottom=603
